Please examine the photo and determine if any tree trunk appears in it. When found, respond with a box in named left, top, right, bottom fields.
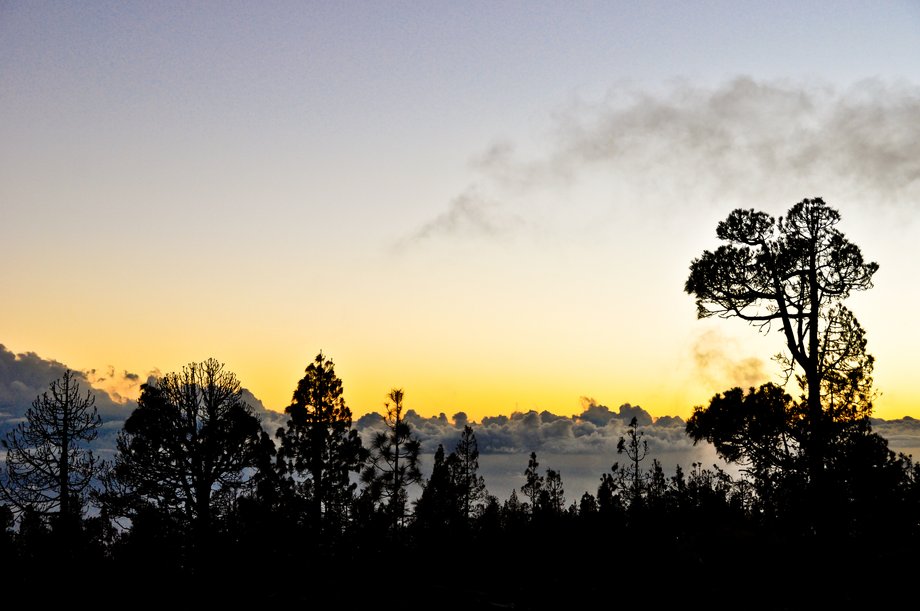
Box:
left=807, top=242, right=824, bottom=533
left=59, top=374, right=71, bottom=530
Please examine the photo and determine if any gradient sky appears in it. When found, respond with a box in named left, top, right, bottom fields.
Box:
left=2, top=1, right=919, bottom=421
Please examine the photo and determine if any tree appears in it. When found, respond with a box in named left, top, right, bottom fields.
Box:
left=0, top=503, right=12, bottom=556
left=617, top=416, right=649, bottom=507
left=520, top=452, right=543, bottom=514
left=413, top=443, right=460, bottom=532
left=451, top=425, right=487, bottom=522
left=538, top=468, right=565, bottom=515
left=686, top=383, right=803, bottom=519
left=0, top=370, right=101, bottom=532
left=360, top=388, right=422, bottom=531
left=687, top=384, right=799, bottom=472
left=685, top=198, right=878, bottom=479
left=276, top=351, right=365, bottom=535
left=578, top=491, right=598, bottom=517
left=415, top=426, right=488, bottom=531
left=596, top=471, right=624, bottom=517
left=502, top=489, right=525, bottom=525
left=108, top=358, right=269, bottom=557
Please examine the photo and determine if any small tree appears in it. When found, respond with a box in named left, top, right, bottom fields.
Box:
left=413, top=444, right=460, bottom=532
left=686, top=383, right=803, bottom=518
left=451, top=425, right=487, bottom=522
left=538, top=468, right=566, bottom=515
left=617, top=416, right=648, bottom=507
left=0, top=370, right=101, bottom=532
left=502, top=489, right=525, bottom=524
left=596, top=471, right=622, bottom=516
left=521, top=452, right=543, bottom=514
left=578, top=491, right=598, bottom=517
left=360, top=388, right=422, bottom=532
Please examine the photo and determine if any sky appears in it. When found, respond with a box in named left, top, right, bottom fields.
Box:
left=2, top=1, right=920, bottom=423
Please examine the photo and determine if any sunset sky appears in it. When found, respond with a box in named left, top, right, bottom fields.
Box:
left=2, top=1, right=919, bottom=422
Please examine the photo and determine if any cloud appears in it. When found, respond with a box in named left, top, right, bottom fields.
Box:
left=0, top=345, right=139, bottom=459
left=0, top=345, right=134, bottom=425
left=692, top=328, right=768, bottom=392
left=0, top=345, right=286, bottom=460
left=403, top=77, right=920, bottom=244
left=242, top=388, right=288, bottom=437
left=83, top=365, right=157, bottom=405
left=870, top=417, right=920, bottom=461
left=393, top=187, right=522, bottom=250
left=356, top=400, right=690, bottom=456
left=355, top=398, right=920, bottom=502
left=355, top=400, right=715, bottom=501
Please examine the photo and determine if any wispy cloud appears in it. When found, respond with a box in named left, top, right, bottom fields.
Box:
left=692, top=328, right=768, bottom=393
left=392, top=187, right=522, bottom=251
left=401, top=77, right=920, bottom=245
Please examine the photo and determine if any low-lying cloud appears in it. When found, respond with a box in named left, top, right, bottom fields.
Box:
left=0, top=345, right=285, bottom=459
left=0, top=345, right=138, bottom=426
left=3, top=343, right=918, bottom=503
left=358, top=400, right=690, bottom=455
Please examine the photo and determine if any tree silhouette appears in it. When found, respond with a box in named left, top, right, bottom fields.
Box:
left=578, top=491, right=598, bottom=517
left=276, top=351, right=365, bottom=535
left=521, top=451, right=543, bottom=514
left=413, top=443, right=460, bottom=533
left=0, top=370, right=101, bottom=534
left=451, top=425, right=487, bottom=522
left=502, top=489, right=525, bottom=526
left=686, top=383, right=803, bottom=520
left=538, top=468, right=565, bottom=515
left=414, top=425, right=488, bottom=535
left=685, top=197, right=880, bottom=520
left=0, top=503, right=12, bottom=566
left=617, top=416, right=649, bottom=508
left=360, top=388, right=422, bottom=532
left=596, top=470, right=624, bottom=518
left=108, top=358, right=269, bottom=561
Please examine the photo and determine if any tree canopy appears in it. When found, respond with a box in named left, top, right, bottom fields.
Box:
left=276, top=351, right=365, bottom=534
left=685, top=198, right=878, bottom=461
left=685, top=197, right=894, bottom=533
left=108, top=358, right=270, bottom=552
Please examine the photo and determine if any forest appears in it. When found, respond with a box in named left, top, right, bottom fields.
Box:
left=2, top=199, right=918, bottom=609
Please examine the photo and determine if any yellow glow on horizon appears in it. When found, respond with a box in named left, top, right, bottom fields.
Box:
left=2, top=328, right=916, bottom=424
left=1, top=254, right=917, bottom=424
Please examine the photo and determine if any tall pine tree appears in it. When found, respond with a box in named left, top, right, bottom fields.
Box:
left=276, top=352, right=365, bottom=535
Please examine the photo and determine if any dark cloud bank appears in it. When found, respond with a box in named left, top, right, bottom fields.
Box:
left=0, top=345, right=286, bottom=462
left=3, top=344, right=917, bottom=502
